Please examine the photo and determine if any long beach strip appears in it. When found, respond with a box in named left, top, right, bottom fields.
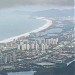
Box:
left=0, top=17, right=52, bottom=43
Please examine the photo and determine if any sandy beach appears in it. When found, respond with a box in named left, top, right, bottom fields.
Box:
left=0, top=17, right=52, bottom=43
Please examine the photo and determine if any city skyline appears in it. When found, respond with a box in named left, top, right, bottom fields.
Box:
left=0, top=0, right=74, bottom=75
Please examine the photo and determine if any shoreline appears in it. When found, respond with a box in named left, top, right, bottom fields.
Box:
left=0, top=17, right=52, bottom=43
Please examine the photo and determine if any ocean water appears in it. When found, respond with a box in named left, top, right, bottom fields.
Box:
left=0, top=7, right=46, bottom=41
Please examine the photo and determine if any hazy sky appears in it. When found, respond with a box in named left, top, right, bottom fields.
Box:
left=0, top=0, right=74, bottom=8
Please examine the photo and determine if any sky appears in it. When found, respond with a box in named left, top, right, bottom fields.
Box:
left=0, top=0, right=74, bottom=9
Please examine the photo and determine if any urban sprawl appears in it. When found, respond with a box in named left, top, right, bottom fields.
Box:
left=0, top=16, right=75, bottom=72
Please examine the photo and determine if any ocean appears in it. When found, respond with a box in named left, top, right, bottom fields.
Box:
left=0, top=7, right=46, bottom=41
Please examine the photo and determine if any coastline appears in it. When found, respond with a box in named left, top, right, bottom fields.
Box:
left=0, top=17, right=52, bottom=43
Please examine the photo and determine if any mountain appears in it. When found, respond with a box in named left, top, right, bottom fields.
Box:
left=32, top=9, right=74, bottom=17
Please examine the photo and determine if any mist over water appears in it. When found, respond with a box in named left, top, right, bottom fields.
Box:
left=0, top=7, right=46, bottom=41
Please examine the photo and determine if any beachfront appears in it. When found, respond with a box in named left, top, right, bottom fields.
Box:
left=0, top=17, right=52, bottom=43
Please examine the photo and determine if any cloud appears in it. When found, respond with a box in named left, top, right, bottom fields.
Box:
left=0, top=0, right=74, bottom=8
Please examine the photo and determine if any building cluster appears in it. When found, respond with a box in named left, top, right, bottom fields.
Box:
left=63, top=30, right=74, bottom=40
left=17, top=38, right=58, bottom=53
left=0, top=51, right=16, bottom=64
left=0, top=37, right=59, bottom=65
left=0, top=17, right=74, bottom=70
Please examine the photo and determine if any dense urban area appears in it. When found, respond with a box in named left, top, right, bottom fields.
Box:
left=0, top=16, right=75, bottom=75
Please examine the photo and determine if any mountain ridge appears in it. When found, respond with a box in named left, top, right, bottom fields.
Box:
left=32, top=9, right=74, bottom=17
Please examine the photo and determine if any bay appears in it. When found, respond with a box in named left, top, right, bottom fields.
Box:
left=0, top=7, right=46, bottom=41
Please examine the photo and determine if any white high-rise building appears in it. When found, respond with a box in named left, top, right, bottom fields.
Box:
left=17, top=45, right=21, bottom=50
left=35, top=41, right=39, bottom=50
left=41, top=43, right=46, bottom=53
left=31, top=43, right=35, bottom=49
left=27, top=44, right=30, bottom=50
left=3, top=54, right=8, bottom=64
left=21, top=44, right=27, bottom=50
left=45, top=43, right=49, bottom=49
left=12, top=52, right=16, bottom=62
